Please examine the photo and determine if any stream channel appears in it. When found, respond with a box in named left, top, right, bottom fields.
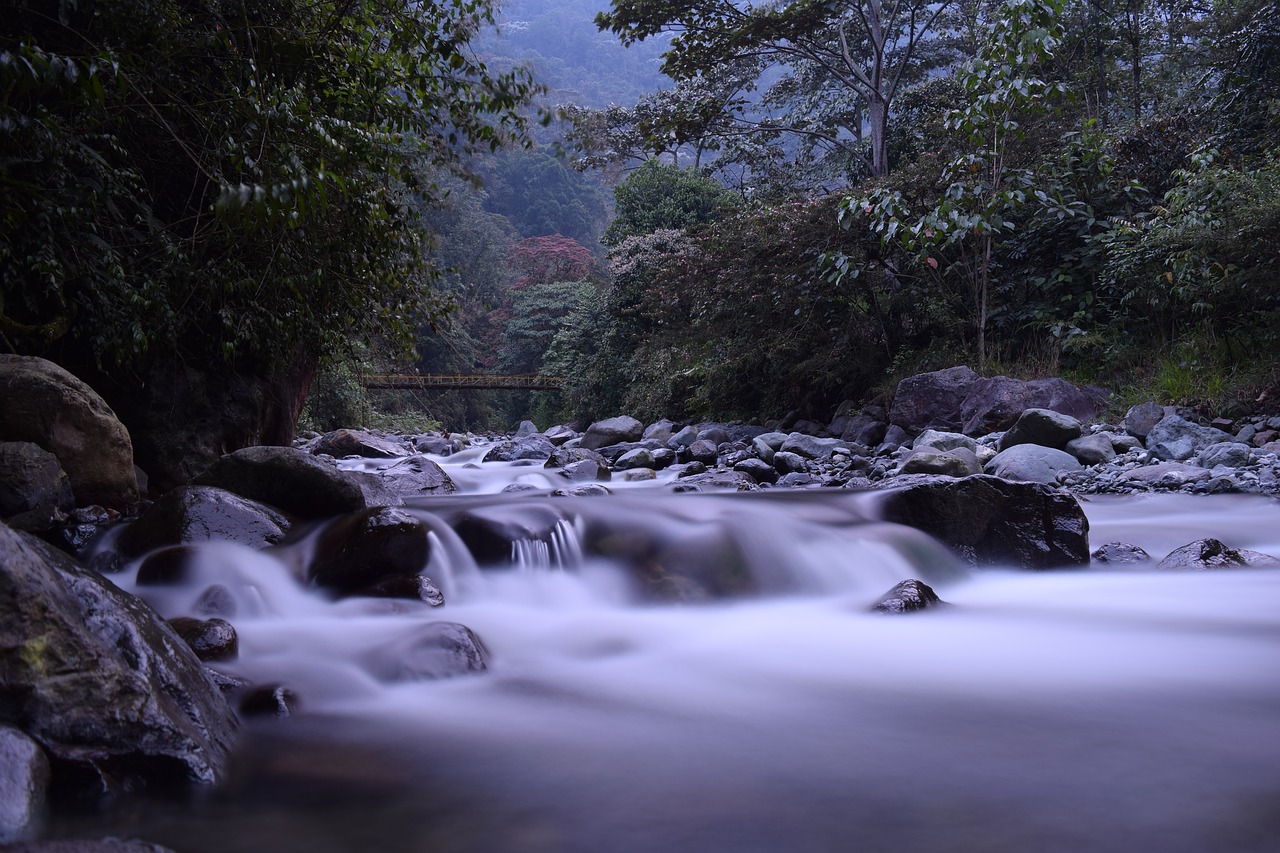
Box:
left=57, top=445, right=1280, bottom=852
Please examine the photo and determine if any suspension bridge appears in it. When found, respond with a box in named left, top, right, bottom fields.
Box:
left=359, top=373, right=564, bottom=391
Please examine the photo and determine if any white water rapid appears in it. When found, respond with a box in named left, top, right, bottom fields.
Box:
left=62, top=455, right=1280, bottom=853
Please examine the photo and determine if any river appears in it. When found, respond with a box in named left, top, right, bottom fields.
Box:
left=55, top=450, right=1280, bottom=852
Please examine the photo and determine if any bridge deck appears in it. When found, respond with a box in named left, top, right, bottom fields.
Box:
left=360, top=374, right=563, bottom=391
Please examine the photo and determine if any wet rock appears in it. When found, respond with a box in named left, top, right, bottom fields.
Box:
left=239, top=685, right=299, bottom=718
left=0, top=355, right=139, bottom=508
left=870, top=579, right=949, bottom=614
left=312, top=428, right=408, bottom=459
left=960, top=376, right=1103, bottom=436
left=194, top=446, right=367, bottom=518
left=581, top=416, right=644, bottom=450
left=193, top=585, right=237, bottom=618
left=1146, top=415, right=1239, bottom=462
left=889, top=366, right=981, bottom=434
left=1091, top=542, right=1151, bottom=565
left=0, top=841, right=178, bottom=853
left=376, top=454, right=457, bottom=497
left=552, top=484, right=613, bottom=497
left=0, top=523, right=238, bottom=798
left=483, top=436, right=556, bottom=462
left=546, top=446, right=613, bottom=472
left=614, top=448, right=656, bottom=470
left=686, top=439, right=720, bottom=466
left=413, top=434, right=455, bottom=456
left=307, top=507, right=430, bottom=595
left=1198, top=442, right=1253, bottom=469
left=1156, top=538, right=1280, bottom=571
left=118, top=486, right=289, bottom=556
left=451, top=506, right=565, bottom=565
left=357, top=574, right=445, bottom=606
left=361, top=622, right=488, bottom=682
left=560, top=460, right=609, bottom=482
left=772, top=451, right=809, bottom=475
left=621, top=468, right=658, bottom=482
left=675, top=461, right=708, bottom=477
left=668, top=425, right=699, bottom=448
left=167, top=617, right=238, bottom=662
left=985, top=444, right=1083, bottom=485
left=779, top=434, right=845, bottom=461
left=0, top=442, right=75, bottom=519
left=135, top=545, right=200, bottom=586
left=877, top=474, right=1090, bottom=568
left=0, top=725, right=49, bottom=843
left=998, top=408, right=1083, bottom=451
left=912, top=430, right=978, bottom=453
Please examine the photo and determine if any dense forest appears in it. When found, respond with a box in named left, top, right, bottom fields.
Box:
left=3, top=0, right=1279, bottom=447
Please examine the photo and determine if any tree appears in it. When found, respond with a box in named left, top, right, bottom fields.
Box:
left=846, top=0, right=1068, bottom=365
left=602, top=160, right=740, bottom=245
left=596, top=0, right=956, bottom=178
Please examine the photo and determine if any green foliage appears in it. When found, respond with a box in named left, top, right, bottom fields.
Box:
left=1, top=0, right=537, bottom=374
left=601, top=160, right=739, bottom=246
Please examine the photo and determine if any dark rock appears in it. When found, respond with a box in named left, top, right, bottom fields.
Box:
left=1120, top=462, right=1211, bottom=488
left=194, top=446, right=367, bottom=518
left=961, top=376, right=1103, bottom=436
left=451, top=506, right=564, bottom=565
left=0, top=841, right=178, bottom=853
left=687, top=439, right=720, bottom=466
left=650, top=447, right=677, bottom=469
left=912, top=430, right=978, bottom=453
left=561, top=460, right=610, bottom=482
left=193, top=585, right=237, bottom=618
left=1198, top=442, right=1253, bottom=469
left=889, top=366, right=981, bottom=434
left=167, top=617, right=238, bottom=662
left=0, top=442, right=74, bottom=519
left=413, top=434, right=454, bottom=455
left=551, top=484, right=613, bottom=497
left=734, top=458, right=779, bottom=484
left=581, top=416, right=644, bottom=450
left=998, top=408, right=1083, bottom=451
left=483, top=436, right=555, bottom=462
left=118, top=486, right=289, bottom=557
left=135, top=545, right=200, bottom=586
left=777, top=472, right=823, bottom=487
left=1156, top=538, right=1280, bottom=571
left=1123, top=401, right=1167, bottom=441
left=841, top=417, right=887, bottom=448
left=985, top=444, right=1083, bottom=484
left=642, top=419, right=676, bottom=442
left=676, top=461, right=708, bottom=477
left=376, top=454, right=457, bottom=497
left=877, top=424, right=910, bottom=453
left=357, top=575, right=445, bottom=605
left=877, top=475, right=1090, bottom=568
left=697, top=426, right=730, bottom=446
left=360, top=623, right=487, bottom=682
left=0, top=356, right=138, bottom=508
left=870, top=579, right=949, bottom=614
left=772, top=451, right=809, bottom=475
left=0, top=523, right=238, bottom=797
left=239, top=685, right=299, bottom=718
left=312, top=428, right=408, bottom=459
left=780, top=434, right=845, bottom=461
left=1091, top=542, right=1151, bottom=564
left=307, top=507, right=430, bottom=595
left=545, top=446, right=613, bottom=473
left=0, top=725, right=49, bottom=843
left=514, top=420, right=540, bottom=438
left=675, top=471, right=761, bottom=491
left=543, top=425, right=578, bottom=446
left=614, top=448, right=656, bottom=470
left=668, top=425, right=699, bottom=448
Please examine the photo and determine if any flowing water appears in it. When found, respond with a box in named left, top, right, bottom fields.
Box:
left=59, top=453, right=1280, bottom=852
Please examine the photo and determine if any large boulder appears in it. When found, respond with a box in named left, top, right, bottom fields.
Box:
left=876, top=474, right=1090, bottom=568
left=985, top=444, right=1083, bottom=485
left=375, top=454, right=457, bottom=497
left=581, top=416, right=644, bottom=450
left=960, top=376, right=1103, bottom=436
left=0, top=523, right=238, bottom=799
left=0, top=356, right=138, bottom=508
left=998, top=408, right=1083, bottom=451
left=193, top=446, right=367, bottom=518
left=360, top=623, right=488, bottom=682
left=117, top=486, right=289, bottom=557
left=0, top=442, right=74, bottom=519
left=307, top=507, right=431, bottom=596
left=482, top=436, right=556, bottom=462
left=1145, top=415, right=1240, bottom=462
left=1123, top=401, right=1168, bottom=441
left=311, top=428, right=409, bottom=459
left=889, top=367, right=981, bottom=434
left=1156, top=538, right=1280, bottom=571
left=899, top=447, right=982, bottom=477
left=0, top=725, right=49, bottom=843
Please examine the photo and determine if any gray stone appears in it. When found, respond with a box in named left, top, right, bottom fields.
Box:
left=999, top=408, right=1083, bottom=451
left=581, top=416, right=645, bottom=450
left=1198, top=442, right=1253, bottom=469
left=913, top=430, right=979, bottom=453
left=543, top=424, right=577, bottom=446
left=1146, top=415, right=1239, bottom=462
left=734, top=458, right=779, bottom=484
left=312, top=428, right=408, bottom=459
left=889, top=366, right=981, bottom=434
left=0, top=442, right=74, bottom=519
left=614, top=448, right=656, bottom=470
left=1066, top=433, right=1116, bottom=465
left=687, top=439, right=720, bottom=466
left=960, top=375, right=1103, bottom=436
left=1121, top=462, right=1212, bottom=488
left=1109, top=433, right=1144, bottom=453
left=0, top=523, right=238, bottom=797
left=876, top=474, right=1090, bottom=568
left=899, top=447, right=982, bottom=477
left=1123, top=401, right=1168, bottom=441
left=561, top=460, right=608, bottom=482
left=877, top=425, right=910, bottom=453
left=0, top=355, right=138, bottom=508
left=985, top=444, right=1083, bottom=485
left=772, top=451, right=809, bottom=475
left=780, top=433, right=845, bottom=461
left=675, top=471, right=760, bottom=491
left=483, top=436, right=555, bottom=462
left=668, top=425, right=700, bottom=449
left=642, top=419, right=676, bottom=442
left=377, top=454, right=457, bottom=497
left=622, top=468, right=658, bottom=482
left=514, top=420, right=540, bottom=438
left=0, top=725, right=48, bottom=843
left=1091, top=542, right=1151, bottom=564
left=361, top=623, right=487, bottom=682
left=307, top=507, right=431, bottom=596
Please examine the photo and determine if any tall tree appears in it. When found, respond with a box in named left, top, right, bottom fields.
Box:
left=596, top=0, right=955, bottom=178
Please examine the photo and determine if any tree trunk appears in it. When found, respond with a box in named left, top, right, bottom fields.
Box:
left=868, top=95, right=889, bottom=177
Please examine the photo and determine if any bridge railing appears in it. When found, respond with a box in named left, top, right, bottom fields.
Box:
left=360, top=373, right=564, bottom=391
